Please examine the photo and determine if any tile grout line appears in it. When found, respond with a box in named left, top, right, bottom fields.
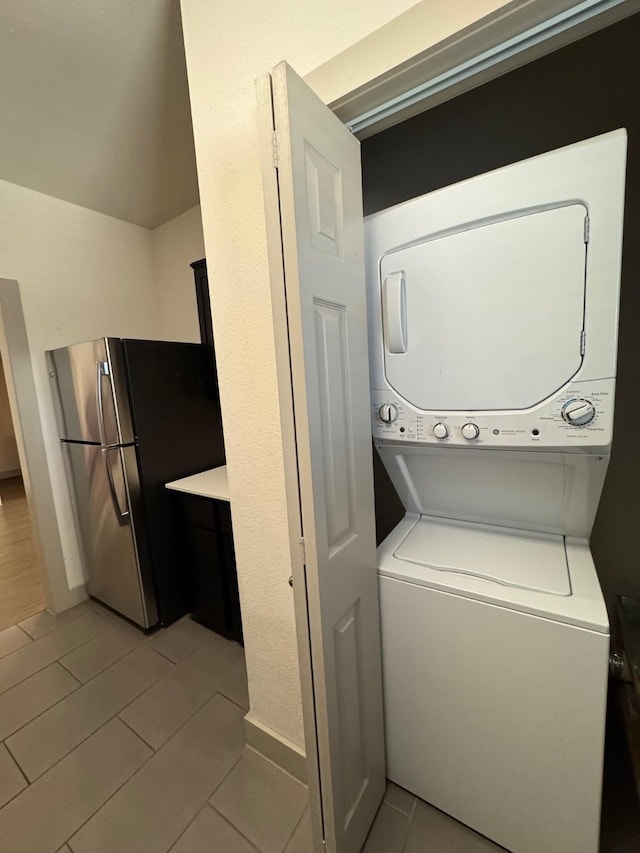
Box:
left=147, top=635, right=216, bottom=665
left=116, top=713, right=158, bottom=752
left=278, top=798, right=308, bottom=852
left=217, top=687, right=249, bottom=715
left=14, top=624, right=34, bottom=644
left=208, top=751, right=245, bottom=802
left=243, top=743, right=306, bottom=787
left=384, top=798, right=416, bottom=819
left=0, top=743, right=29, bottom=810
left=399, top=795, right=419, bottom=853
left=56, top=657, right=87, bottom=681
left=207, top=802, right=262, bottom=851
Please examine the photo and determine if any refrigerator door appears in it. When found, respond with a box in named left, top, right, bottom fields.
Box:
left=64, top=441, right=157, bottom=628
left=48, top=337, right=134, bottom=445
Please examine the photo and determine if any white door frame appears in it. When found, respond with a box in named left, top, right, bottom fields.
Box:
left=311, top=0, right=640, bottom=138
left=265, top=1, right=639, bottom=848
left=0, top=278, right=75, bottom=614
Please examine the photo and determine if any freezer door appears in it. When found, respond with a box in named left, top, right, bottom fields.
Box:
left=48, top=338, right=134, bottom=444
left=64, top=441, right=156, bottom=627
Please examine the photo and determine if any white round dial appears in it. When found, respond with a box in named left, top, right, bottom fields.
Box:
left=378, top=403, right=399, bottom=424
left=461, top=423, right=480, bottom=440
left=562, top=399, right=596, bottom=426
left=433, top=423, right=449, bottom=440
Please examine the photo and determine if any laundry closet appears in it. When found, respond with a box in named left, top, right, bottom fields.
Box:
left=362, top=11, right=640, bottom=850
left=259, top=10, right=640, bottom=853
left=354, top=15, right=639, bottom=853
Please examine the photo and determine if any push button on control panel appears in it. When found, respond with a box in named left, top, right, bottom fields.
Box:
left=461, top=423, right=480, bottom=440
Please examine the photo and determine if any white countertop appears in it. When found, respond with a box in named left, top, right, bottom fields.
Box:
left=165, top=466, right=230, bottom=502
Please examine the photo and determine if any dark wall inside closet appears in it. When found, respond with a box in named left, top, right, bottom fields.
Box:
left=361, top=12, right=640, bottom=614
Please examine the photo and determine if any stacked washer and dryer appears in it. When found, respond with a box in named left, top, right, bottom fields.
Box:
left=365, top=130, right=627, bottom=853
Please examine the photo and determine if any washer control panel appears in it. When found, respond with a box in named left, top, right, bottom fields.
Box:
left=371, top=378, right=614, bottom=449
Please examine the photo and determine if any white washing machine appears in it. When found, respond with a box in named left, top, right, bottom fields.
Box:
left=365, top=130, right=627, bottom=853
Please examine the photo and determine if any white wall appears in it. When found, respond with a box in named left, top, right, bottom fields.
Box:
left=152, top=205, right=204, bottom=343
left=0, top=178, right=161, bottom=589
left=0, top=355, right=20, bottom=476
left=181, top=0, right=516, bottom=752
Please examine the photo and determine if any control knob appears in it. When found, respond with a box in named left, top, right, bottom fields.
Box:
left=378, top=403, right=399, bottom=424
left=561, top=399, right=595, bottom=426
left=433, top=423, right=449, bottom=440
left=461, top=423, right=480, bottom=440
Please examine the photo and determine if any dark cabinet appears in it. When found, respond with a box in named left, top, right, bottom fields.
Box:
left=174, top=492, right=243, bottom=642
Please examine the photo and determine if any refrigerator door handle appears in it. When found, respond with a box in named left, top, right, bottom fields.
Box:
left=98, top=364, right=130, bottom=525
left=101, top=446, right=130, bottom=526
left=96, top=359, right=111, bottom=447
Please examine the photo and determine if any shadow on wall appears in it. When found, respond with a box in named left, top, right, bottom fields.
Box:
left=362, top=11, right=640, bottom=615
left=0, top=355, right=20, bottom=479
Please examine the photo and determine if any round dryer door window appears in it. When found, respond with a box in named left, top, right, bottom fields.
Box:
left=380, top=204, right=587, bottom=411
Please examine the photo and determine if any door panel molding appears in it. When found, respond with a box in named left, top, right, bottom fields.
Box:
left=264, top=61, right=385, bottom=853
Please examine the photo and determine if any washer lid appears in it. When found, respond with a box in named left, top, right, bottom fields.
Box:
left=380, top=204, right=587, bottom=411
left=393, top=515, right=570, bottom=596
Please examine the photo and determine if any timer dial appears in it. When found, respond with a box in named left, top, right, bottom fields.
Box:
left=379, top=403, right=399, bottom=424
left=562, top=399, right=595, bottom=426
left=433, top=423, right=449, bottom=440
left=461, top=423, right=480, bottom=440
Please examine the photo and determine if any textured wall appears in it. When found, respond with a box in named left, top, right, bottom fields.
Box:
left=0, top=179, right=160, bottom=588
left=180, top=0, right=513, bottom=750
left=152, top=205, right=204, bottom=343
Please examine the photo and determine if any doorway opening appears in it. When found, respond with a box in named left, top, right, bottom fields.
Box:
left=263, top=6, right=640, bottom=852
left=356, top=11, right=640, bottom=851
left=0, top=353, right=45, bottom=630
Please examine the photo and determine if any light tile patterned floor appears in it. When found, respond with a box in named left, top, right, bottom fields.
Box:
left=0, top=602, right=311, bottom=853
left=4, top=599, right=617, bottom=852
left=364, top=783, right=506, bottom=853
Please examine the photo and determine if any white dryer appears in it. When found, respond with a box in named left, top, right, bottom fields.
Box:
left=365, top=130, right=627, bottom=853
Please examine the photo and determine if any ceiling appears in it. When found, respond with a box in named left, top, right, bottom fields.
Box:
left=0, top=0, right=199, bottom=229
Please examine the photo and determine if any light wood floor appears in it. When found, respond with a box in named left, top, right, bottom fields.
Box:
left=0, top=476, right=46, bottom=631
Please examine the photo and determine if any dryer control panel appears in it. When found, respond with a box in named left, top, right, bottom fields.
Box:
left=371, top=378, right=614, bottom=451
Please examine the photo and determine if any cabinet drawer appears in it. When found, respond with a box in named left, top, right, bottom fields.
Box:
left=177, top=492, right=218, bottom=530
left=184, top=524, right=228, bottom=634
left=217, top=501, right=233, bottom=535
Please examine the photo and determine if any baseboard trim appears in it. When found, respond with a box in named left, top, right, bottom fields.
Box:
left=244, top=713, right=307, bottom=784
left=49, top=583, right=88, bottom=613
left=0, top=468, right=21, bottom=481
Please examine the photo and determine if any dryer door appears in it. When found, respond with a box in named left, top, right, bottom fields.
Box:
left=381, top=204, right=587, bottom=411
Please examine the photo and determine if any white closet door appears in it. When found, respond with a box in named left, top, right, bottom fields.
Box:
left=262, top=61, right=385, bottom=853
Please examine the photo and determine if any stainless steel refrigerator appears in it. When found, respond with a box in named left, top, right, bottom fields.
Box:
left=47, top=337, right=225, bottom=629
